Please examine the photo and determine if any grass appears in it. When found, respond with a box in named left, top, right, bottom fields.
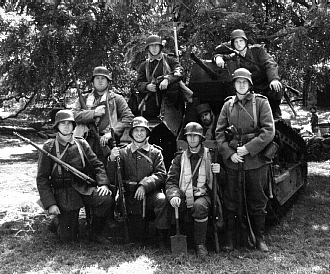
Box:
left=1, top=105, right=330, bottom=273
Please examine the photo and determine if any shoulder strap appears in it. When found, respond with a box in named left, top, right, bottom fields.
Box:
left=74, top=139, right=86, bottom=168
left=228, top=96, right=235, bottom=125
left=236, top=94, right=257, bottom=129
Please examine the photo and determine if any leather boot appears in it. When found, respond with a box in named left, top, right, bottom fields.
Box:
left=90, top=216, right=110, bottom=245
left=158, top=229, right=169, bottom=250
left=194, top=220, right=208, bottom=258
left=268, top=99, right=282, bottom=121
left=252, top=215, right=269, bottom=252
left=47, top=216, right=59, bottom=234
left=222, top=215, right=235, bottom=252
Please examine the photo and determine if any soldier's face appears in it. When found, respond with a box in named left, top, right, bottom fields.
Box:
left=148, top=44, right=161, bottom=56
left=93, top=76, right=109, bottom=92
left=199, top=112, right=212, bottom=127
left=132, top=127, right=147, bottom=143
left=233, top=38, right=246, bottom=51
left=58, top=121, right=74, bottom=136
left=234, top=78, right=250, bottom=95
left=186, top=134, right=202, bottom=148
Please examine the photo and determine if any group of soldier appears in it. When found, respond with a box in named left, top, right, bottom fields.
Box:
left=36, top=29, right=281, bottom=257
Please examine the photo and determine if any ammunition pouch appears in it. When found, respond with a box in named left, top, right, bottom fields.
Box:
left=50, top=178, right=73, bottom=189
left=260, top=141, right=279, bottom=161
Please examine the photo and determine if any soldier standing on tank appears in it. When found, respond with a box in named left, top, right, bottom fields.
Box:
left=196, top=103, right=218, bottom=140
left=72, top=66, right=134, bottom=165
left=107, top=116, right=171, bottom=247
left=166, top=122, right=221, bottom=258
left=36, top=110, right=114, bottom=244
left=215, top=68, right=275, bottom=252
left=136, top=35, right=184, bottom=119
left=213, top=29, right=283, bottom=119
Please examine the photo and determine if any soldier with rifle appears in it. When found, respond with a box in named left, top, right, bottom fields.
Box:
left=215, top=68, right=275, bottom=252
left=213, top=29, right=283, bottom=120
left=136, top=35, right=184, bottom=119
left=36, top=110, right=114, bottom=244
left=72, top=66, right=134, bottom=164
left=107, top=116, right=170, bottom=247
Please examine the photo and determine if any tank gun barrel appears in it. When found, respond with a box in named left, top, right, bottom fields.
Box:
left=190, top=53, right=220, bottom=81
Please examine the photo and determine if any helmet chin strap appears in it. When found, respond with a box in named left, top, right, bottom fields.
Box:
left=236, top=90, right=250, bottom=96
left=58, top=130, right=72, bottom=137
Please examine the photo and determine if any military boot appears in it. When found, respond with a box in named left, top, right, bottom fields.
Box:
left=157, top=229, right=169, bottom=250
left=252, top=214, right=269, bottom=252
left=90, top=216, right=111, bottom=245
left=269, top=99, right=282, bottom=121
left=222, top=214, right=236, bottom=252
left=194, top=220, right=208, bottom=258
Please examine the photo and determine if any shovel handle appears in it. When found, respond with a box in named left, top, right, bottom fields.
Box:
left=175, top=207, right=180, bottom=235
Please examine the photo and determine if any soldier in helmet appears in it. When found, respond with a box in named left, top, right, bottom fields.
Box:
left=107, top=116, right=170, bottom=247
left=213, top=29, right=283, bottom=119
left=73, top=66, right=134, bottom=164
left=136, top=34, right=184, bottom=119
left=196, top=103, right=217, bottom=140
left=166, top=122, right=221, bottom=258
left=36, top=110, right=114, bottom=244
left=215, top=68, right=275, bottom=252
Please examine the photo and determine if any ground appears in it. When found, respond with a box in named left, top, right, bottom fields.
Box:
left=0, top=105, right=330, bottom=273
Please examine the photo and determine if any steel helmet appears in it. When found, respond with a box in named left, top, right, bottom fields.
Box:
left=129, top=116, right=151, bottom=138
left=145, top=35, right=163, bottom=50
left=91, top=66, right=112, bottom=82
left=184, top=122, right=205, bottom=139
left=196, top=103, right=212, bottom=116
left=232, top=68, right=253, bottom=85
left=54, top=109, right=76, bottom=129
left=230, top=29, right=248, bottom=47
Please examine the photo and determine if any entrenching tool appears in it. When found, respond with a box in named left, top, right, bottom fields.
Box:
left=170, top=207, right=187, bottom=254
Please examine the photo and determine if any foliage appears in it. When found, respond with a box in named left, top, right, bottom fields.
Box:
left=1, top=1, right=330, bottom=119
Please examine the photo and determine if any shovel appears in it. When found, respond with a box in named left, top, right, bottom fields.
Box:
left=170, top=207, right=187, bottom=254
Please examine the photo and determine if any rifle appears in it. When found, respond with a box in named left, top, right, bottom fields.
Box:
left=212, top=146, right=220, bottom=254
left=14, top=131, right=96, bottom=185
left=70, top=67, right=112, bottom=156
left=237, top=129, right=256, bottom=248
left=115, top=156, right=130, bottom=244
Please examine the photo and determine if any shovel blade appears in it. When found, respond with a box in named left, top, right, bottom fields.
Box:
left=170, top=234, right=187, bottom=254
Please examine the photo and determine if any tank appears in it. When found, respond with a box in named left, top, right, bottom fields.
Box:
left=148, top=52, right=308, bottom=222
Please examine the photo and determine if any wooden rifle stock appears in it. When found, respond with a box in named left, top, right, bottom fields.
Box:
left=212, top=146, right=220, bottom=254
left=14, top=131, right=96, bottom=185
left=115, top=156, right=130, bottom=244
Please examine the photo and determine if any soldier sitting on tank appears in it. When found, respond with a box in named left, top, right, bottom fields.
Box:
left=213, top=29, right=283, bottom=120
left=136, top=35, right=184, bottom=120
left=107, top=116, right=171, bottom=247
left=215, top=68, right=275, bottom=252
left=196, top=103, right=218, bottom=140
left=166, top=122, right=221, bottom=258
left=36, top=110, right=114, bottom=244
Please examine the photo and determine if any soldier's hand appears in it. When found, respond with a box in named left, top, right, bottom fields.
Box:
left=97, top=185, right=111, bottom=196
left=109, top=147, right=120, bottom=161
left=237, top=145, right=249, bottom=157
left=48, top=205, right=61, bottom=216
left=211, top=163, right=220, bottom=174
left=134, top=186, right=145, bottom=201
left=230, top=153, right=244, bottom=163
left=94, top=105, right=105, bottom=117
left=269, top=79, right=282, bottom=93
left=170, top=197, right=181, bottom=208
left=159, top=78, right=169, bottom=90
left=215, top=56, right=225, bottom=68
left=100, top=132, right=112, bottom=147
left=146, top=83, right=157, bottom=92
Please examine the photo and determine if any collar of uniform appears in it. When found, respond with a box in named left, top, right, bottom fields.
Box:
left=235, top=92, right=253, bottom=103
left=55, top=133, right=75, bottom=146
left=186, top=145, right=204, bottom=158
left=130, top=142, right=151, bottom=153
left=148, top=52, right=163, bottom=62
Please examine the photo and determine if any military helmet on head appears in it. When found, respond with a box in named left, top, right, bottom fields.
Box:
left=54, top=109, right=76, bottom=129
left=196, top=103, right=212, bottom=116
left=184, top=122, right=205, bottom=139
left=91, top=66, right=112, bottom=82
left=145, top=35, right=163, bottom=50
left=129, top=116, right=151, bottom=138
left=232, top=68, right=253, bottom=85
left=230, top=29, right=248, bottom=47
